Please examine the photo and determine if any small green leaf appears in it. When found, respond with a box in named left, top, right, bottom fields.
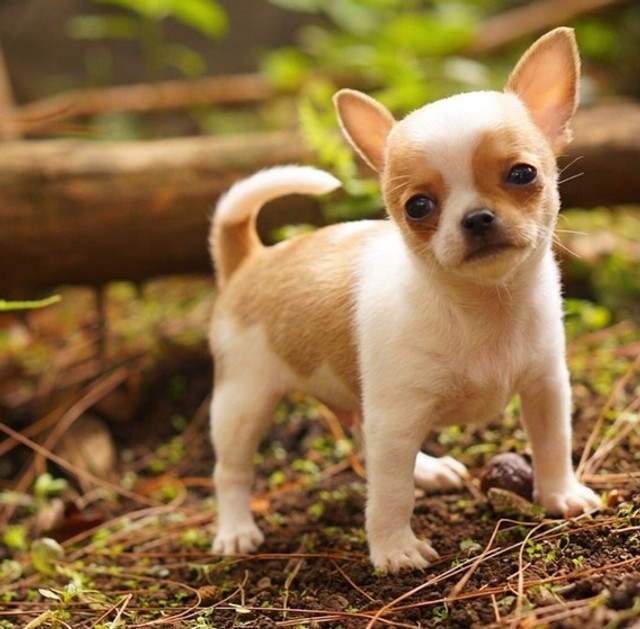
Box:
left=33, top=474, right=68, bottom=499
left=0, top=559, right=23, bottom=582
left=169, top=0, right=227, bottom=38
left=31, top=538, right=65, bottom=576
left=459, top=537, right=482, bottom=554
left=0, top=295, right=61, bottom=312
left=164, top=44, right=207, bottom=77
left=268, top=469, right=287, bottom=490
left=3, top=526, right=28, bottom=551
left=261, top=48, right=309, bottom=90
left=66, top=15, right=139, bottom=40
left=96, top=0, right=165, bottom=19
left=38, top=588, right=61, bottom=601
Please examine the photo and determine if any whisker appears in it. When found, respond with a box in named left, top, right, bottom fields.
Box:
left=384, top=177, right=414, bottom=195
left=552, top=236, right=581, bottom=259
left=555, top=229, right=588, bottom=236
left=559, top=171, right=584, bottom=186
left=384, top=173, right=413, bottom=185
left=559, top=155, right=584, bottom=176
left=384, top=183, right=409, bottom=196
left=495, top=283, right=514, bottom=307
left=410, top=236, right=437, bottom=259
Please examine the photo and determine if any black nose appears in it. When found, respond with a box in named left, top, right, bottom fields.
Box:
left=461, top=208, right=495, bottom=236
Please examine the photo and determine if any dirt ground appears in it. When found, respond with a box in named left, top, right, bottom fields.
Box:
left=1, top=285, right=639, bottom=628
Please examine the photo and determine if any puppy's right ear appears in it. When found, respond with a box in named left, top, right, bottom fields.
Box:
left=333, top=89, right=395, bottom=173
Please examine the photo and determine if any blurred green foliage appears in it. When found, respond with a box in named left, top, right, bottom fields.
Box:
left=263, top=0, right=491, bottom=218
left=64, top=0, right=229, bottom=139
left=261, top=0, right=639, bottom=221
left=562, top=209, right=640, bottom=322
left=56, top=0, right=639, bottom=319
left=564, top=299, right=612, bottom=342
left=67, top=0, right=227, bottom=82
left=264, top=0, right=490, bottom=110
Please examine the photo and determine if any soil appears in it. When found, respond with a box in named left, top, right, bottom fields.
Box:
left=1, top=287, right=639, bottom=628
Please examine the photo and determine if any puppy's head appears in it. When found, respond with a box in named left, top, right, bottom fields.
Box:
left=334, top=28, right=580, bottom=284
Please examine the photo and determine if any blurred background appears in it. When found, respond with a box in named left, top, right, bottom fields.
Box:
left=0, top=5, right=639, bottom=626
left=0, top=0, right=639, bottom=534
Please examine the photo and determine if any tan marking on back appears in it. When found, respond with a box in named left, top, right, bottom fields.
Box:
left=214, top=222, right=387, bottom=398
left=211, top=219, right=263, bottom=288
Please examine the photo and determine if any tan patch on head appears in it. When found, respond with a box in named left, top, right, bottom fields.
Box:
left=381, top=144, right=448, bottom=260
left=471, top=125, right=558, bottom=244
left=214, top=223, right=381, bottom=398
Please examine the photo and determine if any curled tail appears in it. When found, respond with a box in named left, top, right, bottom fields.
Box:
left=210, top=165, right=341, bottom=287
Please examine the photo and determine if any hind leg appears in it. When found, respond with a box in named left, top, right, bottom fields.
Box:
left=211, top=377, right=279, bottom=555
left=413, top=451, right=467, bottom=492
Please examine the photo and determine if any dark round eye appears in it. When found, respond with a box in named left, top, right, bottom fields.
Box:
left=404, top=194, right=436, bottom=221
left=506, top=163, right=537, bottom=186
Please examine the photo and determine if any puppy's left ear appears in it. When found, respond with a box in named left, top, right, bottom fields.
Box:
left=333, top=89, right=395, bottom=173
left=506, top=27, right=580, bottom=152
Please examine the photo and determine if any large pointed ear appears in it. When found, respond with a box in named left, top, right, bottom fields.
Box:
left=506, top=27, right=580, bottom=152
left=333, top=89, right=395, bottom=173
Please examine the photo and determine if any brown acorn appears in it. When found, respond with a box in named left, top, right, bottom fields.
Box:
left=480, top=452, right=534, bottom=501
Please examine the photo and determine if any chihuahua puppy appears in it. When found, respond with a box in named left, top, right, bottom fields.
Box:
left=208, top=27, right=600, bottom=573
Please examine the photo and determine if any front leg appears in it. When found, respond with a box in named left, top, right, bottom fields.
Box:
left=519, top=362, right=600, bottom=516
left=364, top=405, right=439, bottom=573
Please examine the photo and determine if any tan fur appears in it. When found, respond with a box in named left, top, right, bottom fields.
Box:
left=382, top=147, right=447, bottom=257
left=333, top=89, right=395, bottom=172
left=506, top=27, right=580, bottom=152
left=211, top=218, right=263, bottom=288
left=209, top=28, right=601, bottom=573
left=471, top=126, right=558, bottom=250
left=214, top=223, right=386, bottom=397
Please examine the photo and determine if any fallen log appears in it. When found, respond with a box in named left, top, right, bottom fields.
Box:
left=559, top=102, right=640, bottom=208
left=0, top=102, right=638, bottom=294
left=11, top=73, right=276, bottom=137
left=0, top=131, right=313, bottom=294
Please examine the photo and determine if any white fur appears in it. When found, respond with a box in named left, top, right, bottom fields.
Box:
left=215, top=165, right=340, bottom=225
left=352, top=227, right=598, bottom=570
left=213, top=315, right=359, bottom=412
left=210, top=166, right=599, bottom=571
left=210, top=30, right=601, bottom=574
left=391, top=91, right=553, bottom=277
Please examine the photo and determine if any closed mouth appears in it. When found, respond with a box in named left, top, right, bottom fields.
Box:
left=464, top=243, right=515, bottom=263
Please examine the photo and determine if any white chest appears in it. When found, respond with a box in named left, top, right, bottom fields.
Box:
left=355, top=231, right=544, bottom=427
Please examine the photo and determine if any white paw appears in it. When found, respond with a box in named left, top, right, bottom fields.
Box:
left=414, top=453, right=468, bottom=492
left=535, top=480, right=601, bottom=517
left=370, top=534, right=439, bottom=574
left=212, top=522, right=264, bottom=555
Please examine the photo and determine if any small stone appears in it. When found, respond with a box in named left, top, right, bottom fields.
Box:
left=480, top=452, right=534, bottom=501
left=197, top=585, right=221, bottom=606
left=487, top=487, right=542, bottom=519
left=325, top=594, right=349, bottom=611
left=606, top=489, right=624, bottom=509
left=256, top=576, right=272, bottom=591
left=53, top=415, right=116, bottom=482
